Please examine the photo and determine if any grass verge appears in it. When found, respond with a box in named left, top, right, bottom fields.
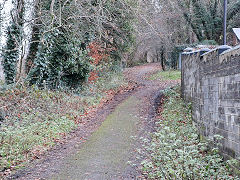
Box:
left=0, top=72, right=128, bottom=175
left=149, top=70, right=181, bottom=81
left=139, top=86, right=239, bottom=179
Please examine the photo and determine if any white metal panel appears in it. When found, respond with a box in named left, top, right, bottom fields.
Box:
left=233, top=28, right=240, bottom=40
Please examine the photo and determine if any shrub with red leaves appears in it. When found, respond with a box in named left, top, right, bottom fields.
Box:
left=87, top=42, right=111, bottom=82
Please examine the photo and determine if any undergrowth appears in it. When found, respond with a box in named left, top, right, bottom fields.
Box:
left=139, top=86, right=239, bottom=179
left=0, top=71, right=127, bottom=173
left=149, top=70, right=181, bottom=81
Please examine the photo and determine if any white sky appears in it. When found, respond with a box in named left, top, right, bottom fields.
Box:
left=0, top=0, right=13, bottom=81
left=0, top=0, right=14, bottom=46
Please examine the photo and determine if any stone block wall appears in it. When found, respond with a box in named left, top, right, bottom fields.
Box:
left=181, top=45, right=240, bottom=160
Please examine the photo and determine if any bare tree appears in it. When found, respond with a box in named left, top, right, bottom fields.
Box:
left=128, top=0, right=189, bottom=68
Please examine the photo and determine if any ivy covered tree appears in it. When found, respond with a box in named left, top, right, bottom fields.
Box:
left=228, top=0, right=240, bottom=28
left=177, top=0, right=240, bottom=44
left=2, top=0, right=24, bottom=84
left=100, top=0, right=136, bottom=61
left=3, top=24, right=20, bottom=84
left=176, top=0, right=222, bottom=43
left=28, top=29, right=92, bottom=89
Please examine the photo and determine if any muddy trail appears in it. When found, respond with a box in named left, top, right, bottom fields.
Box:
left=10, top=63, right=179, bottom=180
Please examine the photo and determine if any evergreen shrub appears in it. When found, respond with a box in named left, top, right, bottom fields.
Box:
left=28, top=29, right=93, bottom=89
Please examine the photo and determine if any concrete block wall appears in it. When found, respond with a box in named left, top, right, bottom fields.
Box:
left=181, top=45, right=240, bottom=160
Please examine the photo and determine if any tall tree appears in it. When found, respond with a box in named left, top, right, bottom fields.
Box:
left=228, top=0, right=240, bottom=28
left=2, top=0, right=24, bottom=84
left=129, top=0, right=190, bottom=68
left=27, top=0, right=137, bottom=88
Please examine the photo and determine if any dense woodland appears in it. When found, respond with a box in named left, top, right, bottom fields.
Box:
left=0, top=0, right=240, bottom=89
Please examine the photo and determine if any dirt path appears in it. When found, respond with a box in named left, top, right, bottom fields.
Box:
left=10, top=63, right=179, bottom=180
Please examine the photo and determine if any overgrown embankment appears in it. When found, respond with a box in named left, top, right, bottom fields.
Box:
left=0, top=72, right=130, bottom=176
left=139, top=87, right=239, bottom=179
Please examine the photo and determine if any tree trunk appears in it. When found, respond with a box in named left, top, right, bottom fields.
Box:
left=25, top=0, right=41, bottom=75
left=161, top=46, right=165, bottom=71
left=15, top=0, right=25, bottom=83
left=0, top=3, right=5, bottom=82
left=16, top=0, right=39, bottom=82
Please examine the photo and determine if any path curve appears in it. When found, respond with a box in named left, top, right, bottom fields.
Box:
left=11, top=63, right=179, bottom=180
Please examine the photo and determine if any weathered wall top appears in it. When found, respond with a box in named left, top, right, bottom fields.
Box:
left=219, top=45, right=240, bottom=63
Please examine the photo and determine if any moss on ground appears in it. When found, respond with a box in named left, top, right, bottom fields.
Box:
left=149, top=70, right=181, bottom=81
left=51, top=96, right=140, bottom=179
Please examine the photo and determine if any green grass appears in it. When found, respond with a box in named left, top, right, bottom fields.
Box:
left=139, top=86, right=239, bottom=179
left=0, top=72, right=127, bottom=173
left=149, top=70, right=181, bottom=81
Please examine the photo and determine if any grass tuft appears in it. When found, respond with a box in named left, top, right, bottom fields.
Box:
left=149, top=70, right=181, bottom=81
